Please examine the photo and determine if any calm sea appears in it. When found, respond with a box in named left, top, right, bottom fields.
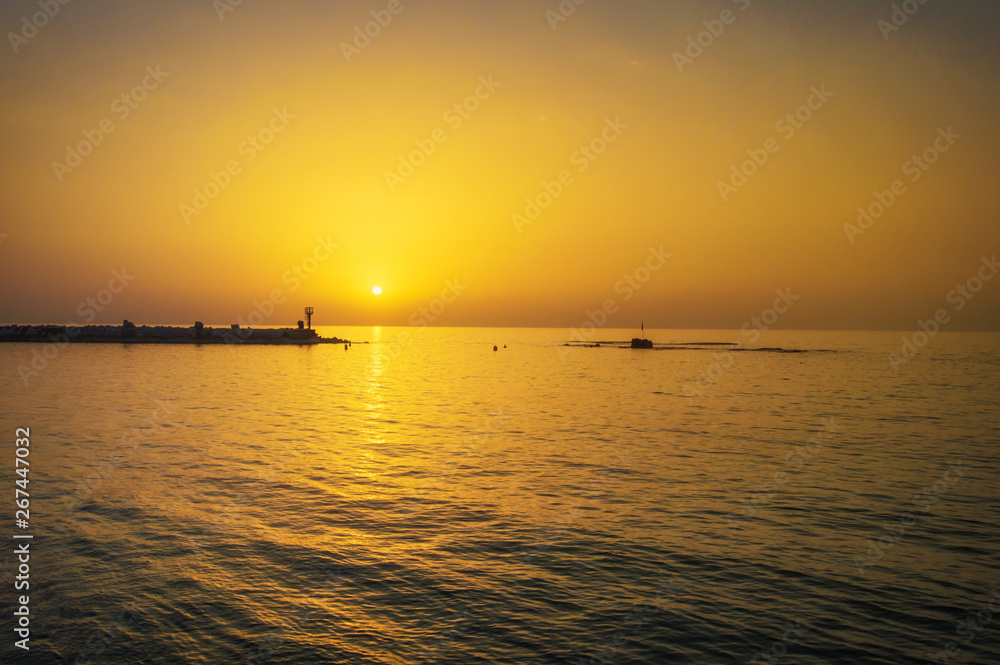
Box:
left=1, top=328, right=998, bottom=664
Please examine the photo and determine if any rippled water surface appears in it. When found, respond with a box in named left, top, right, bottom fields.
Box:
left=2, top=328, right=999, bottom=664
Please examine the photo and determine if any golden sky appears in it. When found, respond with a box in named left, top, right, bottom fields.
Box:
left=1, top=0, right=998, bottom=330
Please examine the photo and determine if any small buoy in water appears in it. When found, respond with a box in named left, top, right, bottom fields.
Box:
left=503, top=344, right=507, bottom=348
left=493, top=345, right=498, bottom=352
left=344, top=344, right=348, bottom=350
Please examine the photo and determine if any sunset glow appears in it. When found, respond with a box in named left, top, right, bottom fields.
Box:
left=3, top=4, right=1000, bottom=664
left=1, top=1, right=997, bottom=332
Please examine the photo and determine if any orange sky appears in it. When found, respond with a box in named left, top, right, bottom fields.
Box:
left=1, top=0, right=998, bottom=330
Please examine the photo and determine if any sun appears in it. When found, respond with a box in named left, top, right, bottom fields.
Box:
left=372, top=286, right=382, bottom=295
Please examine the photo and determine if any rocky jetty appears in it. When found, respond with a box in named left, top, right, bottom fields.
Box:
left=0, top=321, right=350, bottom=346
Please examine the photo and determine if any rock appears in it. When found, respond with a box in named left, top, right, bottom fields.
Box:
left=630, top=338, right=653, bottom=349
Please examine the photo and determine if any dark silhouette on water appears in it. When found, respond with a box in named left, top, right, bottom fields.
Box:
left=632, top=321, right=653, bottom=348
left=0, top=307, right=349, bottom=346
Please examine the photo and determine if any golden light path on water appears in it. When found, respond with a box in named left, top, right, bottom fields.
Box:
left=0, top=329, right=997, bottom=662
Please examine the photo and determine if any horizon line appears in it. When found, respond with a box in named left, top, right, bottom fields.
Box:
left=3, top=322, right=1000, bottom=335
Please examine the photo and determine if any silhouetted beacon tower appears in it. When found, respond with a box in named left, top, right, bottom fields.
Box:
left=305, top=306, right=314, bottom=329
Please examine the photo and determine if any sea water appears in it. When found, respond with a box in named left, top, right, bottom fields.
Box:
left=1, top=328, right=998, bottom=664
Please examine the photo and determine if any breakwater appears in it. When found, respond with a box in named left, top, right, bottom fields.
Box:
left=0, top=321, right=349, bottom=345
